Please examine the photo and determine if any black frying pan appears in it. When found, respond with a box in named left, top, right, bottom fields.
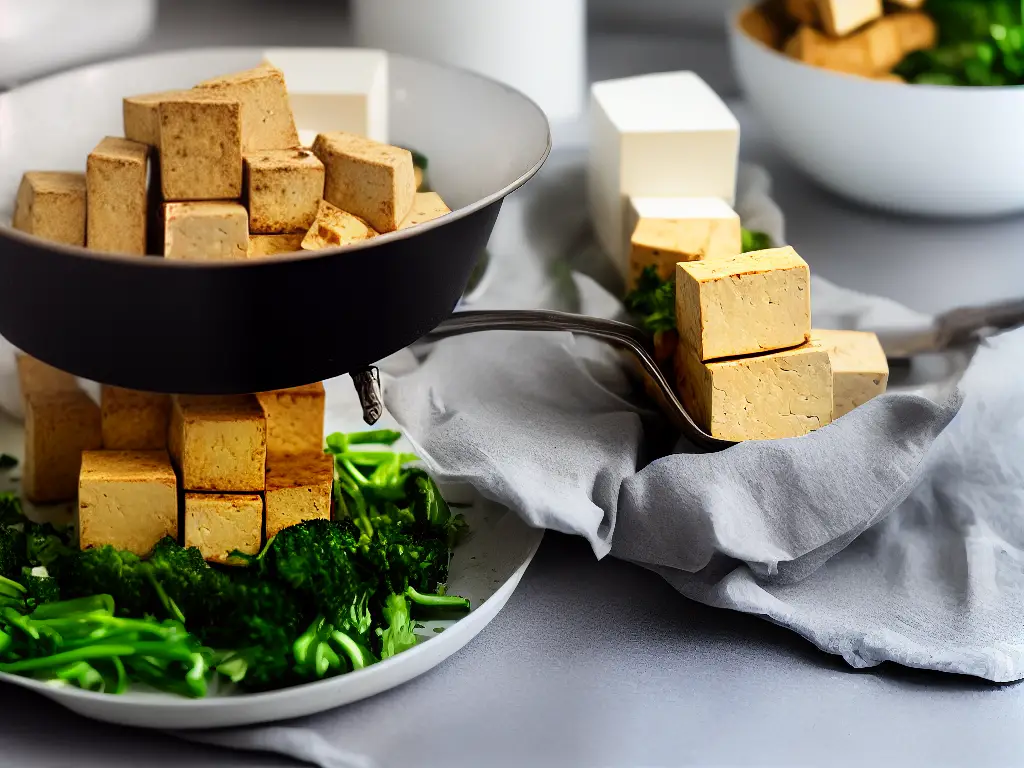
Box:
left=0, top=49, right=551, bottom=394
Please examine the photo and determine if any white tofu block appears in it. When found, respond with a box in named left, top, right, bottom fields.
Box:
left=261, top=48, right=389, bottom=144
left=588, top=71, right=740, bottom=270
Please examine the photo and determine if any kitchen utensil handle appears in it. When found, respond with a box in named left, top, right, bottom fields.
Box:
left=935, top=296, right=1024, bottom=350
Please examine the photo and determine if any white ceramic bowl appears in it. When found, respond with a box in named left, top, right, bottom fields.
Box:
left=729, top=5, right=1024, bottom=218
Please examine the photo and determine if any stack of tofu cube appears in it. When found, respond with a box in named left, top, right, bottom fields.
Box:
left=17, top=351, right=335, bottom=563
left=588, top=71, right=889, bottom=442
left=743, top=0, right=936, bottom=81
left=13, top=51, right=451, bottom=260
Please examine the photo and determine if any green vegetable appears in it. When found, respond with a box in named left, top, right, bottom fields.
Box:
left=0, top=431, right=470, bottom=697
left=0, top=455, right=17, bottom=470
left=624, top=228, right=774, bottom=336
left=895, top=0, right=1024, bottom=86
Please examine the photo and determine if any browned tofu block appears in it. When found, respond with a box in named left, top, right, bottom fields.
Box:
left=888, top=0, right=925, bottom=7
left=312, top=132, right=417, bottom=233
left=815, top=0, right=882, bottom=37
left=100, top=386, right=172, bottom=450
left=244, top=148, right=325, bottom=233
left=785, top=21, right=902, bottom=76
left=12, top=172, right=87, bottom=247
left=675, top=341, right=833, bottom=442
left=16, top=354, right=78, bottom=408
left=184, top=493, right=263, bottom=564
left=159, top=94, right=242, bottom=200
left=123, top=90, right=187, bottom=147
left=812, top=329, right=889, bottom=418
left=741, top=4, right=787, bottom=49
left=300, top=200, right=377, bottom=251
left=888, top=11, right=937, bottom=54
left=256, top=383, right=326, bottom=455
left=86, top=137, right=149, bottom=255
left=78, top=450, right=178, bottom=556
left=169, top=395, right=267, bottom=492
left=248, top=233, right=305, bottom=258
left=265, top=452, right=333, bottom=538
left=195, top=64, right=300, bottom=152
left=163, top=202, right=249, bottom=261
left=24, top=390, right=102, bottom=504
left=397, top=192, right=452, bottom=231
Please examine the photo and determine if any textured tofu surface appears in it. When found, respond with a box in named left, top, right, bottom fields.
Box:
left=169, top=395, right=267, bottom=492
left=12, top=171, right=87, bottom=247
left=24, top=390, right=102, bottom=503
left=812, top=329, right=890, bottom=418
left=628, top=197, right=742, bottom=288
left=122, top=90, right=187, bottom=147
left=244, top=148, right=325, bottom=233
left=86, top=137, right=149, bottom=255
left=195, top=64, right=299, bottom=152
left=256, top=383, right=326, bottom=456
left=78, top=450, right=178, bottom=556
left=16, top=354, right=79, bottom=408
left=397, top=192, right=451, bottom=231
left=159, top=95, right=243, bottom=200
left=248, top=233, right=305, bottom=257
left=785, top=0, right=819, bottom=25
left=587, top=72, right=740, bottom=268
left=300, top=199, right=376, bottom=250
left=101, top=386, right=172, bottom=450
left=785, top=18, right=907, bottom=76
left=676, top=246, right=811, bottom=362
left=675, top=341, right=834, bottom=442
left=265, top=452, right=333, bottom=538
left=312, top=131, right=416, bottom=233
left=817, top=0, right=883, bottom=37
left=184, top=493, right=263, bottom=564
left=163, top=202, right=249, bottom=261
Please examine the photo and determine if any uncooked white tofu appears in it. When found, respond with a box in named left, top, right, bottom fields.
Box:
left=588, top=71, right=740, bottom=270
left=262, top=48, right=388, bottom=144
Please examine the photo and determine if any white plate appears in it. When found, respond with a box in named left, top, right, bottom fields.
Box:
left=0, top=378, right=543, bottom=730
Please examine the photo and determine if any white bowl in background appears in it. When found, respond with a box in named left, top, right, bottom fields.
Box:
left=729, top=4, right=1024, bottom=219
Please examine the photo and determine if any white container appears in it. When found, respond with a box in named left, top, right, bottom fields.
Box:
left=730, top=3, right=1024, bottom=219
left=351, top=0, right=585, bottom=123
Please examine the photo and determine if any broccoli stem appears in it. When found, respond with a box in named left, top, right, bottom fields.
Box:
left=31, top=595, right=114, bottom=620
left=0, top=574, right=26, bottom=598
left=0, top=644, right=138, bottom=672
left=330, top=630, right=373, bottom=670
left=404, top=586, right=470, bottom=611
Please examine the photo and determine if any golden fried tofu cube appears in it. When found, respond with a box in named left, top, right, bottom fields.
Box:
left=676, top=246, right=811, bottom=362
left=163, top=202, right=249, bottom=261
left=169, top=395, right=267, bottom=492
left=888, top=12, right=937, bottom=54
left=312, top=132, right=416, bottom=233
left=24, top=390, right=102, bottom=504
left=888, top=0, right=925, bottom=7
left=740, top=4, right=786, bottom=49
left=300, top=200, right=377, bottom=251
left=265, top=452, right=333, bottom=538
left=627, top=197, right=742, bottom=290
left=244, top=148, right=325, bottom=233
left=256, top=383, right=326, bottom=455
left=16, top=354, right=79, bottom=409
left=123, top=89, right=188, bottom=147
left=86, top=137, right=150, bottom=256
left=158, top=94, right=242, bottom=200
left=100, top=386, right=172, bottom=450
left=397, top=192, right=452, bottom=231
left=816, top=0, right=881, bottom=37
left=812, top=329, right=889, bottom=418
left=184, top=493, right=263, bottom=564
left=78, top=451, right=178, bottom=556
left=195, top=64, right=300, bottom=152
left=248, top=233, right=305, bottom=257
left=785, top=20, right=903, bottom=76
left=13, top=172, right=87, bottom=247
left=675, top=341, right=833, bottom=442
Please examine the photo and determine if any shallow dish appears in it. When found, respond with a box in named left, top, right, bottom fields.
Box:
left=729, top=5, right=1024, bottom=218
left=0, top=47, right=550, bottom=394
left=0, top=386, right=544, bottom=730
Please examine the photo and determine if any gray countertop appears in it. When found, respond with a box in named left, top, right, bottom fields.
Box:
left=2, top=4, right=1023, bottom=766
